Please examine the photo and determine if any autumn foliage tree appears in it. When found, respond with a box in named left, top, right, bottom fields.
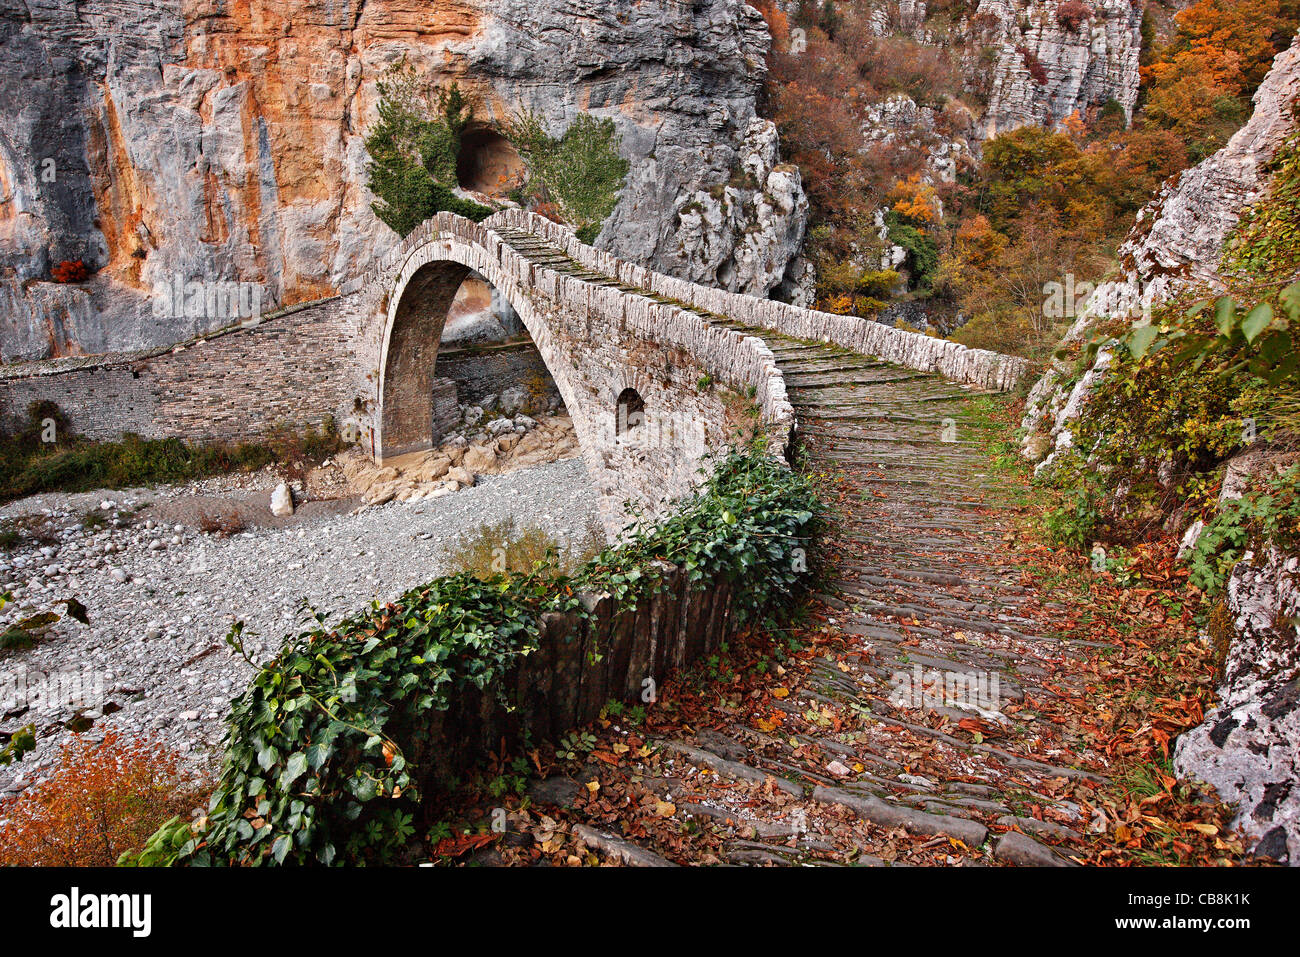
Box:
left=1141, top=0, right=1300, bottom=157
left=0, top=730, right=203, bottom=866
left=755, top=0, right=964, bottom=307
left=938, top=122, right=1173, bottom=355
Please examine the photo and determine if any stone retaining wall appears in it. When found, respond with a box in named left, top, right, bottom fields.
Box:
left=0, top=298, right=363, bottom=445
left=420, top=563, right=734, bottom=781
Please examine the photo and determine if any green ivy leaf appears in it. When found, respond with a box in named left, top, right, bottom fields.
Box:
left=1280, top=281, right=1300, bottom=320
left=272, top=834, right=292, bottom=864
left=1241, top=303, right=1273, bottom=343
left=1127, top=324, right=1159, bottom=360
left=282, top=751, right=309, bottom=788
left=1214, top=296, right=1237, bottom=335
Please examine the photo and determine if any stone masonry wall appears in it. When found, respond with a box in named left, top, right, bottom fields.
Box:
left=424, top=563, right=735, bottom=781
left=501, top=210, right=1030, bottom=391
left=0, top=366, right=157, bottom=440
left=436, top=344, right=558, bottom=410
left=0, top=298, right=363, bottom=445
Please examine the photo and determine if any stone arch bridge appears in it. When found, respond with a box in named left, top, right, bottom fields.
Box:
left=0, top=210, right=1027, bottom=531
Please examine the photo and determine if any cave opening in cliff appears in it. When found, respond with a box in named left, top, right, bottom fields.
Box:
left=455, top=126, right=526, bottom=199
left=379, top=262, right=570, bottom=464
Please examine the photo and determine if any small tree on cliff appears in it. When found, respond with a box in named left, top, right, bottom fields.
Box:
left=364, top=60, right=491, bottom=236
left=507, top=110, right=630, bottom=244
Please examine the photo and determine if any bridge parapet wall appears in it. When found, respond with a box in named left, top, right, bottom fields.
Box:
left=492, top=209, right=1030, bottom=392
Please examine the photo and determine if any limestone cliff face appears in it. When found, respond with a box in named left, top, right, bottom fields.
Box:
left=669, top=117, right=808, bottom=297
left=0, top=0, right=805, bottom=361
left=850, top=1, right=1143, bottom=140
left=1021, top=34, right=1300, bottom=467
left=1174, top=545, right=1300, bottom=864
left=977, top=0, right=1143, bottom=137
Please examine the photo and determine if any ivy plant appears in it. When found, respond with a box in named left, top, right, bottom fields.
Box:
left=123, top=444, right=821, bottom=866
left=1187, top=466, right=1300, bottom=594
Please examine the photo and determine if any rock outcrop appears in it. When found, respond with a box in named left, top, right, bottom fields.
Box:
left=850, top=1, right=1142, bottom=140
left=669, top=117, right=808, bottom=299
left=1174, top=548, right=1300, bottom=864
left=978, top=0, right=1144, bottom=137
left=1022, top=33, right=1300, bottom=469
left=0, top=0, right=806, bottom=361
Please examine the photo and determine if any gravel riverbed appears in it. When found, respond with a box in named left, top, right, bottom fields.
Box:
left=0, top=457, right=600, bottom=795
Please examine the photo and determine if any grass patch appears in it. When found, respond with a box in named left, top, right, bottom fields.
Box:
left=0, top=403, right=346, bottom=503
left=448, top=517, right=605, bottom=579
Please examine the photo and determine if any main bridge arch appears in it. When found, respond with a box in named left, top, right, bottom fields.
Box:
left=378, top=255, right=576, bottom=463
left=374, top=217, right=621, bottom=533
left=364, top=210, right=793, bottom=533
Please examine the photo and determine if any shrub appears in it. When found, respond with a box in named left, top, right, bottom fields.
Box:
left=1056, top=1, right=1093, bottom=31
left=1017, top=46, right=1049, bottom=86
left=364, top=62, right=491, bottom=236
left=1103, top=282, right=1300, bottom=409
left=0, top=731, right=201, bottom=866
left=883, top=211, right=939, bottom=290
left=1188, top=466, right=1300, bottom=593
left=574, top=443, right=824, bottom=621
left=507, top=111, right=629, bottom=242
left=0, top=725, right=35, bottom=767
left=1049, top=282, right=1300, bottom=548
left=1041, top=460, right=1105, bottom=550
left=51, top=260, right=90, bottom=283
left=815, top=261, right=898, bottom=314
left=448, top=517, right=603, bottom=579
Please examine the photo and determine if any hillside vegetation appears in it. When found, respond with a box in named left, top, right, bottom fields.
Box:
left=758, top=0, right=1300, bottom=358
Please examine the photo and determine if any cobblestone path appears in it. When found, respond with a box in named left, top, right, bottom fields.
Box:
left=463, top=237, right=1110, bottom=867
